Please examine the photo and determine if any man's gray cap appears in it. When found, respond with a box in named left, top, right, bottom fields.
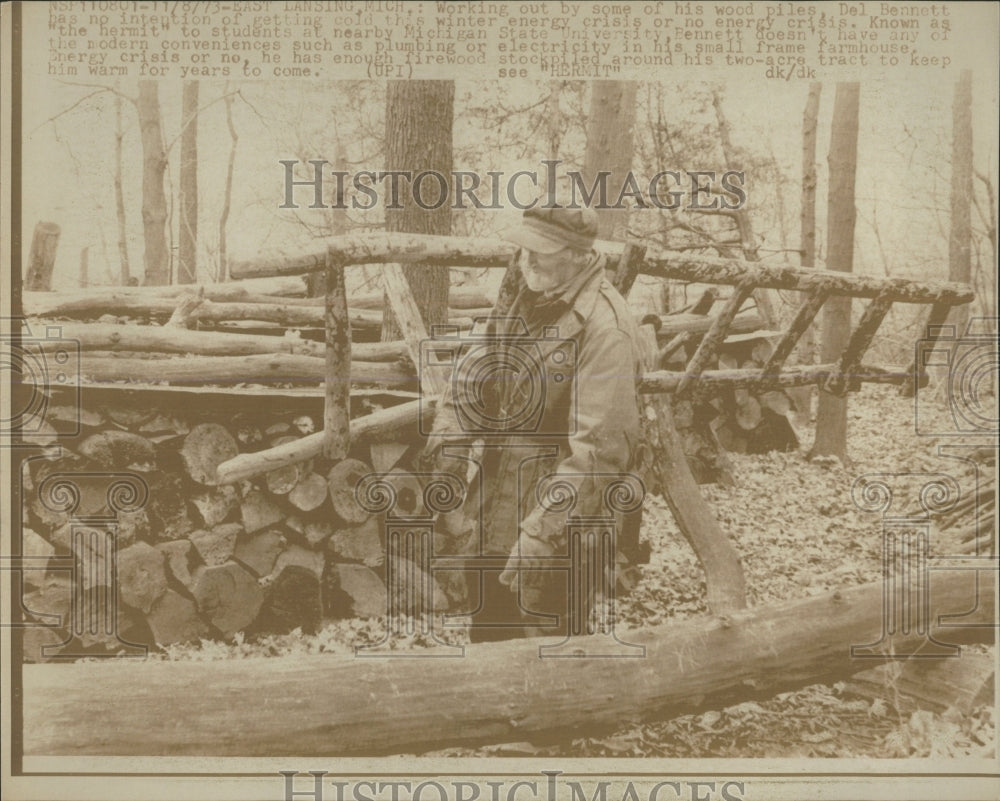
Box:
left=504, top=206, right=599, bottom=254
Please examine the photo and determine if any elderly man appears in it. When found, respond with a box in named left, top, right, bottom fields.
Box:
left=428, top=205, right=644, bottom=641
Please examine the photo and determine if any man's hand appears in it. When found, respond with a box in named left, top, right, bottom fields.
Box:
left=498, top=530, right=556, bottom=592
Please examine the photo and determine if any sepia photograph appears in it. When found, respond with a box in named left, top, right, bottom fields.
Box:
left=2, top=2, right=998, bottom=800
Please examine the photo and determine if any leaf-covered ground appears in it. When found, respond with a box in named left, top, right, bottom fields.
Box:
left=150, top=384, right=996, bottom=759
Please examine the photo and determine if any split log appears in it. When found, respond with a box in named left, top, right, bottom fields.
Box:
left=190, top=486, right=239, bottom=527
left=188, top=523, right=242, bottom=567
left=78, top=430, right=157, bottom=471
left=74, top=587, right=147, bottom=653
left=228, top=232, right=975, bottom=305
left=327, top=458, right=374, bottom=525
left=191, top=561, right=264, bottom=637
left=33, top=321, right=404, bottom=362
left=116, top=542, right=169, bottom=614
left=253, top=566, right=322, bottom=635
left=268, top=545, right=325, bottom=581
left=100, top=402, right=156, bottom=427
left=240, top=491, right=283, bottom=534
left=24, top=222, right=61, bottom=291
left=304, top=520, right=334, bottom=548
left=265, top=438, right=307, bottom=495
left=78, top=353, right=412, bottom=387
left=20, top=574, right=71, bottom=627
left=20, top=529, right=55, bottom=591
left=328, top=516, right=384, bottom=567
left=288, top=473, right=329, bottom=512
left=265, top=463, right=303, bottom=495
left=370, top=442, right=410, bottom=473
left=146, top=472, right=195, bottom=541
left=180, top=423, right=239, bottom=486
left=324, top=563, right=387, bottom=619
left=156, top=540, right=199, bottom=592
left=115, top=509, right=150, bottom=547
left=23, top=569, right=994, bottom=756
left=146, top=589, right=209, bottom=646
left=233, top=529, right=286, bottom=578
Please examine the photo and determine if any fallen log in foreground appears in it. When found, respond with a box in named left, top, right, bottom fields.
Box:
left=23, top=568, right=993, bottom=756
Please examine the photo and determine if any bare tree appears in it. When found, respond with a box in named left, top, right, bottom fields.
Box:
left=948, top=70, right=973, bottom=334
left=178, top=80, right=199, bottom=284
left=810, top=83, right=860, bottom=464
left=218, top=89, right=238, bottom=281
left=137, top=81, right=169, bottom=286
left=113, top=90, right=131, bottom=286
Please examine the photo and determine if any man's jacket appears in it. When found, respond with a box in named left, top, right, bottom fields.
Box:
left=429, top=253, right=644, bottom=557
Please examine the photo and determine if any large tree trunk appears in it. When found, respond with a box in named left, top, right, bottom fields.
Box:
left=178, top=80, right=199, bottom=284
left=810, top=83, right=860, bottom=464
left=137, top=81, right=169, bottom=286
left=381, top=81, right=453, bottom=340
left=583, top=80, right=637, bottom=241
left=948, top=69, right=973, bottom=336
left=23, top=568, right=993, bottom=756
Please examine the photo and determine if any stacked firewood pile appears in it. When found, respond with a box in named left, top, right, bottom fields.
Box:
left=19, top=393, right=435, bottom=659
